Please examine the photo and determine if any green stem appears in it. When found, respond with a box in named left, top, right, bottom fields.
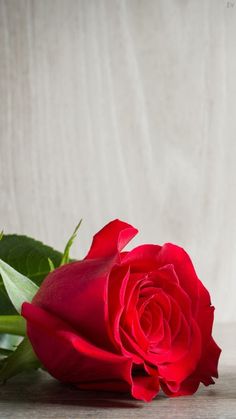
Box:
left=0, top=315, right=26, bottom=336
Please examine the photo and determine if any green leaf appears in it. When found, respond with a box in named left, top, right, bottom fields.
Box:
left=0, top=234, right=63, bottom=285
left=0, top=286, right=15, bottom=316
left=60, top=219, right=82, bottom=266
left=0, top=334, right=22, bottom=351
left=0, top=337, right=40, bottom=383
left=0, top=348, right=13, bottom=357
left=0, top=315, right=26, bottom=336
left=0, top=231, right=3, bottom=241
left=48, top=257, right=55, bottom=272
left=0, top=234, right=63, bottom=314
left=0, top=259, right=39, bottom=314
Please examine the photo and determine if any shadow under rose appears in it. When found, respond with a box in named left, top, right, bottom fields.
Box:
left=1, top=368, right=235, bottom=411
left=0, top=371, right=143, bottom=409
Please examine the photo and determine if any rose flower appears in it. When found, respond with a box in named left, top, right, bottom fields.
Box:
left=22, top=220, right=221, bottom=402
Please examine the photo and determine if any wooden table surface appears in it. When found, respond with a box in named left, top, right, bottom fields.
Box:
left=0, top=324, right=235, bottom=419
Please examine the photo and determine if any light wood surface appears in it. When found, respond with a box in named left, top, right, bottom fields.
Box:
left=0, top=0, right=236, bottom=323
left=0, top=323, right=235, bottom=418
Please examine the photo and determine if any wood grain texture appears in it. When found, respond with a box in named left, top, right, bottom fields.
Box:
left=0, top=323, right=235, bottom=418
left=0, top=0, right=236, bottom=321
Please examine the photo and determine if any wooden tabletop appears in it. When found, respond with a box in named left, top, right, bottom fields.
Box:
left=0, top=324, right=235, bottom=419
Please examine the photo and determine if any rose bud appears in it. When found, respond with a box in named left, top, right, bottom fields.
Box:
left=22, top=220, right=221, bottom=402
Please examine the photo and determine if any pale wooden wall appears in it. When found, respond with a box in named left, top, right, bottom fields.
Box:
left=0, top=0, right=235, bottom=322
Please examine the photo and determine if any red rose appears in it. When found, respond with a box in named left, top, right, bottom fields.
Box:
left=22, top=220, right=221, bottom=402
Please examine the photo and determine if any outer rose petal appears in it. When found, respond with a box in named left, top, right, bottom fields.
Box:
left=85, top=219, right=138, bottom=260
left=33, top=259, right=113, bottom=351
left=175, top=307, right=221, bottom=395
left=131, top=373, right=159, bottom=402
left=162, top=335, right=221, bottom=397
left=22, top=302, right=132, bottom=383
left=174, top=337, right=221, bottom=396
left=160, top=280, right=221, bottom=396
left=180, top=283, right=221, bottom=393
left=22, top=302, right=159, bottom=402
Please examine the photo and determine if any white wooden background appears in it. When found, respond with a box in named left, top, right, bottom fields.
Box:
left=0, top=0, right=235, bottom=322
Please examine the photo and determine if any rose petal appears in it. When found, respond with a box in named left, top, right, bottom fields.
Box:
left=22, top=302, right=134, bottom=389
left=33, top=259, right=113, bottom=351
left=149, top=269, right=192, bottom=320
left=131, top=371, right=159, bottom=402
left=156, top=244, right=200, bottom=315
left=107, top=265, right=130, bottom=349
left=85, top=219, right=138, bottom=260
left=159, top=319, right=201, bottom=385
left=120, top=327, right=147, bottom=363
left=161, top=314, right=191, bottom=363
left=167, top=296, right=182, bottom=340
left=121, top=244, right=161, bottom=272
left=186, top=305, right=221, bottom=387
